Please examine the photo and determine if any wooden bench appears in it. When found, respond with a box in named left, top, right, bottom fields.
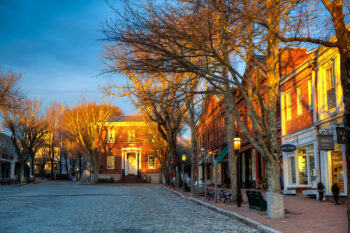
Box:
left=206, top=188, right=215, bottom=200
left=98, top=177, right=114, bottom=183
left=218, top=189, right=232, bottom=202
left=246, top=190, right=267, bottom=211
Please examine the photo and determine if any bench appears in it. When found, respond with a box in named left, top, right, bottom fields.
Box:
left=218, top=189, right=232, bottom=202
left=98, top=177, right=114, bottom=183
left=206, top=188, right=215, bottom=200
left=246, top=190, right=267, bottom=211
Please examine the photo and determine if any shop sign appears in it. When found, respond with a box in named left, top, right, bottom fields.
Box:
left=336, top=127, right=347, bottom=144
left=279, top=144, right=296, bottom=152
left=318, top=134, right=334, bottom=151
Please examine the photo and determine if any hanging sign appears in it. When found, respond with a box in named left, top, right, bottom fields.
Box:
left=279, top=144, right=296, bottom=152
left=336, top=127, right=347, bottom=144
left=318, top=134, right=334, bottom=151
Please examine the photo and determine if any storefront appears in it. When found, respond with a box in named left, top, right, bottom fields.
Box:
left=282, top=127, right=317, bottom=191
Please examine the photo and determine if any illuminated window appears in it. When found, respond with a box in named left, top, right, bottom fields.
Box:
left=148, top=155, right=156, bottom=169
left=297, top=87, right=302, bottom=115
left=308, top=79, right=312, bottom=110
left=107, top=130, right=115, bottom=143
left=286, top=92, right=292, bottom=120
left=107, top=156, right=114, bottom=169
left=286, top=145, right=315, bottom=186
left=281, top=92, right=286, bottom=135
left=128, top=130, right=135, bottom=143
left=326, top=65, right=336, bottom=110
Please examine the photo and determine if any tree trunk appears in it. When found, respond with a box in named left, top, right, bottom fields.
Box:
left=189, top=107, right=197, bottom=196
left=31, top=155, right=35, bottom=178
left=93, top=150, right=99, bottom=183
left=224, top=85, right=237, bottom=201
left=18, top=164, right=24, bottom=184
left=339, top=53, right=350, bottom=232
left=65, top=156, right=69, bottom=176
left=264, top=1, right=284, bottom=217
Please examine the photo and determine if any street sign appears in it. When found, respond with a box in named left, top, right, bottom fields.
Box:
left=318, top=134, right=334, bottom=151
left=279, top=144, right=296, bottom=152
left=336, top=127, right=347, bottom=144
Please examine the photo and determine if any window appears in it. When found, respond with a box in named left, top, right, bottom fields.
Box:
left=308, top=79, right=312, bottom=110
left=287, top=153, right=296, bottom=185
left=128, top=130, right=135, bottom=143
left=107, top=130, right=115, bottom=143
left=297, top=87, right=302, bottom=115
left=287, top=145, right=315, bottom=186
left=281, top=92, right=286, bottom=135
left=107, top=156, right=115, bottom=169
left=286, top=92, right=292, bottom=120
left=331, top=144, right=344, bottom=193
left=148, top=155, right=156, bottom=169
left=326, top=65, right=336, bottom=110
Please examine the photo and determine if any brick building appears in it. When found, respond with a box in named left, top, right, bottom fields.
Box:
left=281, top=45, right=347, bottom=197
left=196, top=49, right=311, bottom=190
left=99, top=115, right=161, bottom=183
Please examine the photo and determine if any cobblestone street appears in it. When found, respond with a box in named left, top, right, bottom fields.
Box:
left=0, top=182, right=258, bottom=233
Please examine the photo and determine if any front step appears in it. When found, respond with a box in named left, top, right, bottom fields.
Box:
left=117, top=175, right=146, bottom=184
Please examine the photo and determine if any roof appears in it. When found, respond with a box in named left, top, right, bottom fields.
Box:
left=108, top=115, right=144, bottom=123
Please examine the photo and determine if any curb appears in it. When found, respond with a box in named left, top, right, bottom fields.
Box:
left=163, top=187, right=282, bottom=233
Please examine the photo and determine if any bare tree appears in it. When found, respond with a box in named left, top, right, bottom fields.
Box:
left=61, top=98, right=123, bottom=183
left=2, top=99, right=48, bottom=184
left=0, top=68, right=22, bottom=113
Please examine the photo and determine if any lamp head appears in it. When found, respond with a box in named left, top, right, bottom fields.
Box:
left=233, top=132, right=241, bottom=151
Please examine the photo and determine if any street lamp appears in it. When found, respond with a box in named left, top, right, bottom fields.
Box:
left=234, top=132, right=241, bottom=207
left=182, top=154, right=186, bottom=192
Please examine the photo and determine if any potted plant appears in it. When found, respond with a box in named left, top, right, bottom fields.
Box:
left=331, top=183, right=340, bottom=205
left=317, top=182, right=325, bottom=201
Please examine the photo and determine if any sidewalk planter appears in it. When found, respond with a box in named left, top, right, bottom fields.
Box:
left=317, top=182, right=325, bottom=201
left=331, top=183, right=340, bottom=205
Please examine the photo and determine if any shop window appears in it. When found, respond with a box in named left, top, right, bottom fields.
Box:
left=148, top=155, right=156, bottom=169
left=287, top=155, right=296, bottom=185
left=297, top=87, right=302, bottom=115
left=107, top=156, right=115, bottom=169
left=326, top=65, right=336, bottom=110
left=331, top=144, right=344, bottom=193
left=287, top=145, right=315, bottom=186
left=297, top=148, right=307, bottom=185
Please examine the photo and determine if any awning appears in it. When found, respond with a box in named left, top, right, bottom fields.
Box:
left=214, top=146, right=228, bottom=164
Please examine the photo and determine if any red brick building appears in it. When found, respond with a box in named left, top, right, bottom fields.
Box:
left=196, top=49, right=310, bottom=190
left=99, top=115, right=161, bottom=183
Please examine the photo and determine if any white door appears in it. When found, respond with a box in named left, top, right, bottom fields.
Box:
left=127, top=154, right=137, bottom=175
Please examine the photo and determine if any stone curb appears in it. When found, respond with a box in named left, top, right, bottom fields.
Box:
left=162, top=187, right=283, bottom=233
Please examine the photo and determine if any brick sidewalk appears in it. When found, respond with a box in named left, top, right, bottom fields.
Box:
left=169, top=187, right=347, bottom=233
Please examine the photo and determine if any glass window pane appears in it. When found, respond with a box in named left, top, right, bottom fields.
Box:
left=331, top=150, right=344, bottom=193
left=297, top=148, right=308, bottom=185
left=308, top=152, right=316, bottom=182
left=288, top=157, right=296, bottom=185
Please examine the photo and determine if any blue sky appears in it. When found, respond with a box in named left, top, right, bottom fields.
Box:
left=0, top=0, right=135, bottom=115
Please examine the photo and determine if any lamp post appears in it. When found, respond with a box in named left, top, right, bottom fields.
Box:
left=182, top=154, right=186, bottom=192
left=198, top=147, right=205, bottom=197
left=234, top=132, right=242, bottom=207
